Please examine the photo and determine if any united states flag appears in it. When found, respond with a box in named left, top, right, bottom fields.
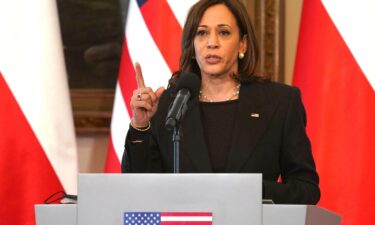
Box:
left=124, top=212, right=213, bottom=225
left=104, top=0, right=198, bottom=172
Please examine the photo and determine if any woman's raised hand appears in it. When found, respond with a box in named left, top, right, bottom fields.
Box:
left=130, top=63, right=165, bottom=127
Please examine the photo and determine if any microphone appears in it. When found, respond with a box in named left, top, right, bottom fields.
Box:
left=165, top=72, right=200, bottom=130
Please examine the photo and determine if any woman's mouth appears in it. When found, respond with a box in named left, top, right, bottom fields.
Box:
left=205, top=54, right=221, bottom=64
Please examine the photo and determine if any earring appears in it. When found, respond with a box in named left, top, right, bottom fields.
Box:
left=238, top=52, right=245, bottom=59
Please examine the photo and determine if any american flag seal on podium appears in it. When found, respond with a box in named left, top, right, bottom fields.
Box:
left=124, top=212, right=213, bottom=225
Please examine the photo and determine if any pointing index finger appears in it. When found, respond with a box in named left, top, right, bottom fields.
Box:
left=135, top=62, right=146, bottom=88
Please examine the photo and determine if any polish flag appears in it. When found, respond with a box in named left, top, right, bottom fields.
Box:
left=0, top=1, right=78, bottom=225
left=105, top=0, right=198, bottom=172
left=293, top=1, right=375, bottom=225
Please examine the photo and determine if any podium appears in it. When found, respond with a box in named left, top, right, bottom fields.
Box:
left=35, top=174, right=341, bottom=225
left=263, top=205, right=341, bottom=225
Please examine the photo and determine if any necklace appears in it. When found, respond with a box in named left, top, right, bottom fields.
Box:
left=199, top=84, right=240, bottom=102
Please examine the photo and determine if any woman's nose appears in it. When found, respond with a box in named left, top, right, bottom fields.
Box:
left=207, top=34, right=219, bottom=48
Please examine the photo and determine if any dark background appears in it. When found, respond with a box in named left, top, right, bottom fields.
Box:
left=57, top=0, right=128, bottom=89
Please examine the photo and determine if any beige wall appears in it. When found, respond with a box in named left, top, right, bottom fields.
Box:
left=77, top=134, right=108, bottom=173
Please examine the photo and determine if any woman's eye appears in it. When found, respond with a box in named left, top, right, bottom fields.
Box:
left=196, top=30, right=207, bottom=36
left=219, top=30, right=230, bottom=36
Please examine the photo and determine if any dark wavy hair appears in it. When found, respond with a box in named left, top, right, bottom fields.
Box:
left=170, top=0, right=262, bottom=86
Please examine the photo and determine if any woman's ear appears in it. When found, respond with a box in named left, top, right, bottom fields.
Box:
left=239, top=34, right=248, bottom=54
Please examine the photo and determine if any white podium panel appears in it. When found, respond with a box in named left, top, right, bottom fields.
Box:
left=35, top=204, right=76, bottom=225
left=263, top=204, right=341, bottom=225
left=77, top=174, right=262, bottom=225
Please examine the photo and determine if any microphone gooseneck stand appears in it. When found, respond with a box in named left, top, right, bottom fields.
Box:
left=165, top=101, right=188, bottom=174
left=164, top=72, right=200, bottom=173
left=172, top=126, right=181, bottom=173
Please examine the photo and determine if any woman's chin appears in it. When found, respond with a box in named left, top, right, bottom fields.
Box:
left=203, top=70, right=231, bottom=79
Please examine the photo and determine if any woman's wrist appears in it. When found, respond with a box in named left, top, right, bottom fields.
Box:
left=130, top=119, right=151, bottom=132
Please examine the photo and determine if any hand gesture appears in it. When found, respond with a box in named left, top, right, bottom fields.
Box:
left=130, top=63, right=165, bottom=127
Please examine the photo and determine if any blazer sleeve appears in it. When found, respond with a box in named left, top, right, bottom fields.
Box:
left=263, top=87, right=320, bottom=204
left=121, top=124, right=164, bottom=173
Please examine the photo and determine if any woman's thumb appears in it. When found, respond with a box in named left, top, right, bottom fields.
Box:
left=155, top=87, right=165, bottom=99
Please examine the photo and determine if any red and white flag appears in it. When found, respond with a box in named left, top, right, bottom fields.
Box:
left=293, top=1, right=375, bottom=225
left=0, top=1, right=78, bottom=224
left=105, top=0, right=198, bottom=172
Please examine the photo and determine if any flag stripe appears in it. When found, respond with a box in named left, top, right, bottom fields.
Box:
left=161, top=222, right=212, bottom=225
left=161, top=216, right=212, bottom=221
left=167, top=0, right=198, bottom=27
left=104, top=136, right=121, bottom=172
left=161, top=212, right=212, bottom=217
left=118, top=39, right=138, bottom=116
left=321, top=0, right=375, bottom=90
left=140, top=0, right=183, bottom=72
left=0, top=73, right=64, bottom=225
left=125, top=0, right=172, bottom=90
left=293, top=1, right=375, bottom=225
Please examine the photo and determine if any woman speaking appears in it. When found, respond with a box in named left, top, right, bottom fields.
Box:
left=122, top=0, right=320, bottom=205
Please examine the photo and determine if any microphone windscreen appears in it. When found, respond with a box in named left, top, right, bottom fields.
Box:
left=175, top=72, right=201, bottom=98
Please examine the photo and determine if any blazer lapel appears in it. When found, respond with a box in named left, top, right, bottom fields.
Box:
left=226, top=82, right=278, bottom=172
left=180, top=98, right=213, bottom=172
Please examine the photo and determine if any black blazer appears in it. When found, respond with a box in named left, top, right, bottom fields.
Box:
left=122, top=81, right=320, bottom=204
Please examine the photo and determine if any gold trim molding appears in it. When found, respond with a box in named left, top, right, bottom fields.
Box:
left=246, top=0, right=285, bottom=82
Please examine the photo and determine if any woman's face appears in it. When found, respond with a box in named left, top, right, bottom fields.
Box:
left=194, top=4, right=247, bottom=79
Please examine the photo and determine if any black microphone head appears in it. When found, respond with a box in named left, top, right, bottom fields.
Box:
left=175, top=72, right=201, bottom=98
